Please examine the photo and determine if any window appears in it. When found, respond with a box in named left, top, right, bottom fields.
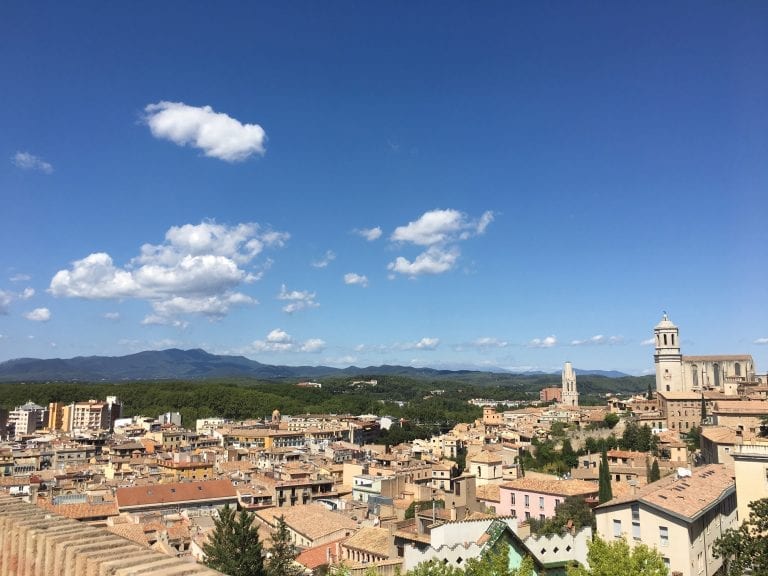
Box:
left=524, top=495, right=529, bottom=507
left=735, top=362, right=741, bottom=377
left=510, top=493, right=515, bottom=505
left=632, top=521, right=641, bottom=540
left=613, top=519, right=622, bottom=538
left=539, top=496, right=545, bottom=510
left=659, top=526, right=669, bottom=546
left=540, top=514, right=545, bottom=521
left=525, top=511, right=530, bottom=520
left=631, top=504, right=639, bottom=521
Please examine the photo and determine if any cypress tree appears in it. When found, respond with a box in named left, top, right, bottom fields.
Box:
left=267, top=516, right=303, bottom=576
left=203, top=505, right=265, bottom=576
left=598, top=450, right=613, bottom=503
left=650, top=459, right=661, bottom=483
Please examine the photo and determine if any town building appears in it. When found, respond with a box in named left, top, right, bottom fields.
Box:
left=731, top=440, right=768, bottom=525
left=594, top=464, right=736, bottom=576
left=497, top=477, right=598, bottom=521
left=561, top=362, right=579, bottom=407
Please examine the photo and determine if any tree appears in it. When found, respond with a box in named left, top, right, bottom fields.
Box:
left=649, top=459, right=660, bottom=483
left=603, top=413, right=619, bottom=429
left=203, top=504, right=265, bottom=576
left=267, top=515, right=303, bottom=576
left=529, top=496, right=595, bottom=535
left=647, top=383, right=654, bottom=400
left=598, top=450, right=612, bottom=503
left=561, top=439, right=579, bottom=470
left=567, top=536, right=668, bottom=576
left=713, top=497, right=768, bottom=576
left=700, top=394, right=707, bottom=424
left=462, top=543, right=534, bottom=576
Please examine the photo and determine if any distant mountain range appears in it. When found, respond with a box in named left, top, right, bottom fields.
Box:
left=0, top=348, right=630, bottom=382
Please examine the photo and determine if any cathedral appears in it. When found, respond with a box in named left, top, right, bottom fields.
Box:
left=654, top=313, right=755, bottom=395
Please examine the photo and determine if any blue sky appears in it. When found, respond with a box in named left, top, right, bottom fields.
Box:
left=1, top=2, right=767, bottom=375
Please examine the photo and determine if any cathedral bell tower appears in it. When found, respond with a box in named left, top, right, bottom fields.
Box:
left=654, top=312, right=684, bottom=393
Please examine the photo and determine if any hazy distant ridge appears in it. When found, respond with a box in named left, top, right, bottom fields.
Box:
left=0, top=348, right=629, bottom=381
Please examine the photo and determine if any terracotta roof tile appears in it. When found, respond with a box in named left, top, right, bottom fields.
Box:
left=116, top=479, right=236, bottom=509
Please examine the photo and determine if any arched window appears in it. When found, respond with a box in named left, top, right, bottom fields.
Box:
left=671, top=334, right=675, bottom=346
left=713, top=363, right=721, bottom=388
left=691, top=365, right=698, bottom=388
left=735, top=363, right=741, bottom=377
left=663, top=334, right=668, bottom=346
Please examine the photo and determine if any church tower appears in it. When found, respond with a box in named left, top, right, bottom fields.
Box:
left=654, top=313, right=684, bottom=393
left=561, top=361, right=579, bottom=407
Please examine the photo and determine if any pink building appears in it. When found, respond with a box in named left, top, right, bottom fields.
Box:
left=498, top=477, right=598, bottom=521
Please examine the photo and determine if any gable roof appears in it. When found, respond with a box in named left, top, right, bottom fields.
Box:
left=116, top=478, right=236, bottom=510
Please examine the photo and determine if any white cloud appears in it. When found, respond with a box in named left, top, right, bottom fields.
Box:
left=277, top=284, right=318, bottom=314
left=391, top=209, right=493, bottom=246
left=571, top=335, right=625, bottom=346
left=103, top=312, right=120, bottom=321
left=387, top=209, right=492, bottom=278
left=754, top=337, right=768, bottom=345
left=399, top=337, right=440, bottom=351
left=0, top=288, right=35, bottom=314
left=50, top=221, right=284, bottom=324
left=250, top=329, right=325, bottom=353
left=0, top=291, right=12, bottom=314
left=470, top=337, right=508, bottom=348
left=25, top=307, right=51, bottom=322
left=387, top=247, right=459, bottom=277
left=10, top=274, right=31, bottom=282
left=144, top=101, right=266, bottom=162
left=300, top=338, right=327, bottom=353
left=355, top=227, right=382, bottom=241
left=311, top=250, right=336, bottom=269
left=12, top=151, right=53, bottom=173
left=528, top=335, right=557, bottom=348
left=640, top=338, right=656, bottom=346
left=344, top=273, right=368, bottom=287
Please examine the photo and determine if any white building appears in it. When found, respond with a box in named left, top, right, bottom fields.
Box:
left=9, top=401, right=47, bottom=439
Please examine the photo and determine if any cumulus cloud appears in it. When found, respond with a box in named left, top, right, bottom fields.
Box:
left=0, top=287, right=35, bottom=314
left=144, top=101, right=266, bottom=162
left=388, top=247, right=459, bottom=277
left=640, top=338, right=656, bottom=346
left=277, top=284, right=318, bottom=314
left=528, top=335, right=558, bottom=348
left=470, top=337, right=509, bottom=349
left=754, top=337, right=768, bottom=345
left=250, top=329, right=325, bottom=353
left=388, top=209, right=492, bottom=277
left=50, top=221, right=284, bottom=324
left=344, top=273, right=368, bottom=287
left=25, top=307, right=51, bottom=322
left=570, top=335, right=625, bottom=346
left=391, top=209, right=493, bottom=246
left=400, top=337, right=440, bottom=351
left=12, top=151, right=53, bottom=173
left=311, top=250, right=336, bottom=269
left=354, top=227, right=382, bottom=241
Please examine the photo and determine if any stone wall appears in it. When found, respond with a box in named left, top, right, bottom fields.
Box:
left=0, top=494, right=223, bottom=576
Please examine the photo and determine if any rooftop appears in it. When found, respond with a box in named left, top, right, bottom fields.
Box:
left=596, top=464, right=734, bottom=522
left=500, top=477, right=598, bottom=497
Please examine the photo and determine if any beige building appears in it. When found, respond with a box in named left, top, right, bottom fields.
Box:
left=711, top=400, right=768, bottom=434
left=731, top=440, right=768, bottom=525
left=595, top=464, right=736, bottom=576
left=657, top=391, right=702, bottom=433
left=654, top=314, right=756, bottom=395
left=700, top=426, right=756, bottom=466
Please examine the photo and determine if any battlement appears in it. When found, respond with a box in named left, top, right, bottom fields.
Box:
left=0, top=494, right=222, bottom=576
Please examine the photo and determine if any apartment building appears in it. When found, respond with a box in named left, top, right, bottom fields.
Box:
left=594, top=464, right=736, bottom=576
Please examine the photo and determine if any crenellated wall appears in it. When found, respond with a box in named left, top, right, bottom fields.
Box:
left=0, top=494, right=223, bottom=576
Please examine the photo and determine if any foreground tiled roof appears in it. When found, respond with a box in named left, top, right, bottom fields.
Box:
left=596, top=464, right=735, bottom=521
